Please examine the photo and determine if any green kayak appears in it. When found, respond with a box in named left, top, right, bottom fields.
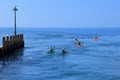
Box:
left=47, top=50, right=54, bottom=54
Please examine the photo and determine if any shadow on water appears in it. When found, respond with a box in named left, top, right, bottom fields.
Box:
left=0, top=48, right=24, bottom=67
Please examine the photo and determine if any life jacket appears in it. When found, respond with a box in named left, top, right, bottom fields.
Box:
left=78, top=42, right=81, bottom=46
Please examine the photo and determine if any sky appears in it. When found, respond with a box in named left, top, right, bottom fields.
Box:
left=0, top=0, right=120, bottom=28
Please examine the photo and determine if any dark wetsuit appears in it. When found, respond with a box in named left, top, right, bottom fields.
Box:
left=62, top=50, right=66, bottom=53
left=50, top=49, right=53, bottom=52
left=50, top=47, right=53, bottom=52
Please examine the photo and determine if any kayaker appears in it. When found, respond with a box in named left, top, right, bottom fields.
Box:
left=94, top=36, right=99, bottom=41
left=78, top=41, right=81, bottom=47
left=49, top=47, right=54, bottom=52
left=62, top=48, right=66, bottom=54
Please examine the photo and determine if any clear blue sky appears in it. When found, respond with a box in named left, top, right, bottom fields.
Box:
left=0, top=0, right=120, bottom=28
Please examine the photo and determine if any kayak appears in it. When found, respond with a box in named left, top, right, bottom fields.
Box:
left=47, top=50, right=54, bottom=54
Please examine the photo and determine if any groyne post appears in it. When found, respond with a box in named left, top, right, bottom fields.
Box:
left=0, top=34, right=24, bottom=57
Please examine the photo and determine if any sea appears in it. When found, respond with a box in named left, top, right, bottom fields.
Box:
left=0, top=27, right=120, bottom=80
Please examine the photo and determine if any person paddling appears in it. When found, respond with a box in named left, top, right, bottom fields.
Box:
left=61, top=48, right=68, bottom=54
left=50, top=47, right=53, bottom=52
left=93, top=36, right=99, bottom=41
left=62, top=48, right=66, bottom=54
left=48, top=47, right=54, bottom=54
left=78, top=41, right=81, bottom=47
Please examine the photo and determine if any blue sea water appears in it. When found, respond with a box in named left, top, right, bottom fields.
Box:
left=0, top=28, right=120, bottom=80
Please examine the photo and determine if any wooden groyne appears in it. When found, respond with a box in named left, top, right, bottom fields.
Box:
left=0, top=34, right=24, bottom=57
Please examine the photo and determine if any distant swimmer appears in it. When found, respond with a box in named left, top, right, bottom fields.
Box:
left=73, top=37, right=78, bottom=44
left=93, top=36, right=99, bottom=41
